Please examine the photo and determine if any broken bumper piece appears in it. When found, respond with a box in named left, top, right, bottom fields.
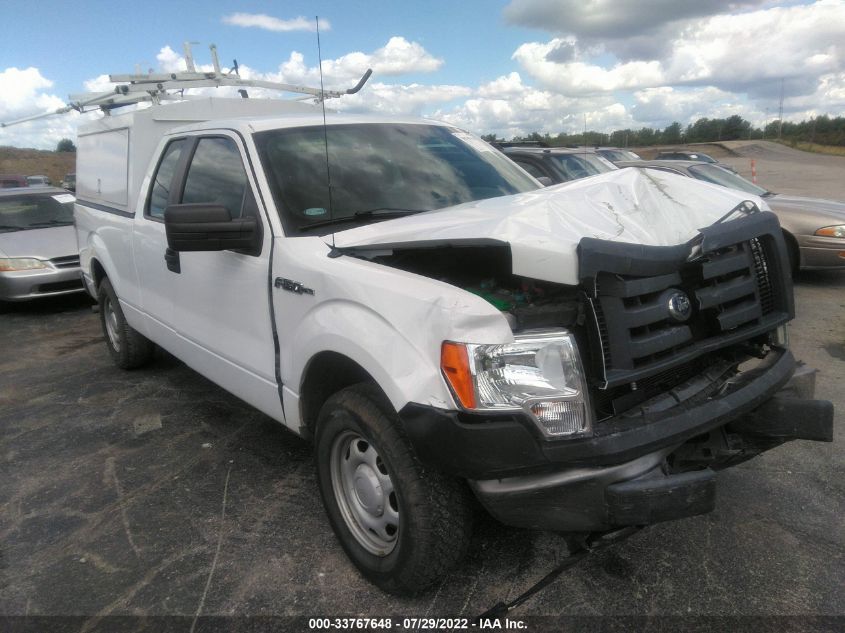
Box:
left=466, top=364, right=833, bottom=533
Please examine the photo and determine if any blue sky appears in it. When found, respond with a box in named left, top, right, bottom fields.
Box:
left=2, top=0, right=844, bottom=148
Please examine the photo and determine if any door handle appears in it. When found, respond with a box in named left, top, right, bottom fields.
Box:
left=165, top=247, right=181, bottom=274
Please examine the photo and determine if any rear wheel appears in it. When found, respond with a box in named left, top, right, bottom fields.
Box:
left=98, top=277, right=154, bottom=369
left=315, top=384, right=473, bottom=595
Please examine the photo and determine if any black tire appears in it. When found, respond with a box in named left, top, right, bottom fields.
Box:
left=315, top=384, right=473, bottom=595
left=97, top=277, right=154, bottom=369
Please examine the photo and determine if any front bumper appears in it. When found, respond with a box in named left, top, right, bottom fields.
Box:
left=0, top=266, right=85, bottom=301
left=796, top=234, right=845, bottom=269
left=399, top=350, right=833, bottom=532
left=469, top=365, right=832, bottom=532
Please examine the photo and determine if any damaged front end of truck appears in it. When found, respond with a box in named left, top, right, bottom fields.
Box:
left=332, top=168, right=834, bottom=533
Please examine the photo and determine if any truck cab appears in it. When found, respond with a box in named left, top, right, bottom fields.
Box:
left=74, top=97, right=833, bottom=595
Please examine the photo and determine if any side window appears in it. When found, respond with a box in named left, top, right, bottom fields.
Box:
left=181, top=137, right=249, bottom=217
left=513, top=159, right=546, bottom=180
left=147, top=139, right=185, bottom=218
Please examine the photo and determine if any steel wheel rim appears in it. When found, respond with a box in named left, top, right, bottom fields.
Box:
left=103, top=296, right=121, bottom=352
left=330, top=429, right=400, bottom=556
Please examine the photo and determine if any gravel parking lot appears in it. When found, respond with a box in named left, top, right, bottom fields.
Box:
left=1, top=143, right=843, bottom=631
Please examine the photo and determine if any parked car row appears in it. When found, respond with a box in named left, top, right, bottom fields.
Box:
left=0, top=173, right=76, bottom=190
left=494, top=143, right=845, bottom=272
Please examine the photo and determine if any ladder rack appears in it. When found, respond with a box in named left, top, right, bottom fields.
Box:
left=1, top=42, right=372, bottom=128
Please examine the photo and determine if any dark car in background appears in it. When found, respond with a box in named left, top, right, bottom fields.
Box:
left=653, top=150, right=738, bottom=173
left=616, top=160, right=845, bottom=271
left=0, top=187, right=84, bottom=302
left=499, top=145, right=617, bottom=184
left=1, top=175, right=28, bottom=189
left=26, top=175, right=51, bottom=187
left=595, top=147, right=641, bottom=162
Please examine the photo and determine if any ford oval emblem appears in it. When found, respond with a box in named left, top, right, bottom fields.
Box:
left=667, top=291, right=692, bottom=322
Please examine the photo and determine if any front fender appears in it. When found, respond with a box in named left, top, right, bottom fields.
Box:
left=286, top=299, right=450, bottom=412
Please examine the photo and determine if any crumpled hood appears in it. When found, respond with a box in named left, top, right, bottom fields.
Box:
left=332, top=168, right=767, bottom=285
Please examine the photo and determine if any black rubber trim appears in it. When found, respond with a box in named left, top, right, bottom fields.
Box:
left=76, top=199, right=134, bottom=218
left=578, top=211, right=789, bottom=289
left=398, top=348, right=797, bottom=479
left=729, top=396, right=834, bottom=442
left=606, top=468, right=716, bottom=526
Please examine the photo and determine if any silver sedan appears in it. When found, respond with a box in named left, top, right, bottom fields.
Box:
left=615, top=160, right=845, bottom=271
left=0, top=187, right=85, bottom=301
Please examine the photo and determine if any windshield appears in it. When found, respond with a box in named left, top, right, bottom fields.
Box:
left=600, top=149, right=640, bottom=162
left=254, top=123, right=539, bottom=235
left=688, top=164, right=769, bottom=196
left=549, top=153, right=616, bottom=180
left=0, top=193, right=74, bottom=233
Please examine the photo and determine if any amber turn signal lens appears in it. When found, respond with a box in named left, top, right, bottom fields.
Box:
left=814, top=225, right=845, bottom=238
left=440, top=342, right=476, bottom=409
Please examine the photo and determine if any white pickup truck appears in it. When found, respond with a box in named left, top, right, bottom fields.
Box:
left=75, top=97, right=833, bottom=594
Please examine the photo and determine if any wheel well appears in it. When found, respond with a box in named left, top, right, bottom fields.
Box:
left=90, top=258, right=107, bottom=290
left=299, top=352, right=378, bottom=438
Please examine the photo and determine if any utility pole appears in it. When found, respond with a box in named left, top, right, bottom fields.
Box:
left=777, top=78, right=784, bottom=140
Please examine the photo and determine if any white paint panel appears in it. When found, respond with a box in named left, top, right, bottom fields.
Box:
left=77, top=128, right=130, bottom=208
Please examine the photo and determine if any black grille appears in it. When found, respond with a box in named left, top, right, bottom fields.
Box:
left=50, top=255, right=80, bottom=269
left=579, top=212, right=793, bottom=390
left=750, top=238, right=775, bottom=315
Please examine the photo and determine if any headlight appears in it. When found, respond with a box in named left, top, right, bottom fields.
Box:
left=441, top=331, right=592, bottom=438
left=0, top=257, right=49, bottom=272
left=815, top=225, right=845, bottom=238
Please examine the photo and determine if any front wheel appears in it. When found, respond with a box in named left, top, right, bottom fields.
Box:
left=315, top=384, right=473, bottom=595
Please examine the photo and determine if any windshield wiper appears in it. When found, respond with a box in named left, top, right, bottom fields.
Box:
left=299, top=208, right=427, bottom=231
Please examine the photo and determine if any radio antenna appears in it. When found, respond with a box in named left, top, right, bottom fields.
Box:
left=316, top=16, right=337, bottom=253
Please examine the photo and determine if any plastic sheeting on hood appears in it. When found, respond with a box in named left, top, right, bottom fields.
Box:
left=331, top=167, right=769, bottom=285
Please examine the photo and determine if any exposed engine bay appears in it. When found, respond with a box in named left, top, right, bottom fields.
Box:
left=363, top=244, right=581, bottom=332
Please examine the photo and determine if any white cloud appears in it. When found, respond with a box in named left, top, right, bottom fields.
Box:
left=513, top=39, right=665, bottom=95
left=0, top=67, right=56, bottom=114
left=433, top=71, right=634, bottom=138
left=511, top=1, right=845, bottom=108
left=269, top=37, right=442, bottom=88
left=337, top=82, right=471, bottom=116
left=632, top=86, right=745, bottom=124
left=156, top=45, right=186, bottom=73
left=222, top=13, right=328, bottom=33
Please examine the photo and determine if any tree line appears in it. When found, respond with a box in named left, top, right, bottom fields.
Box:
left=483, top=114, right=845, bottom=148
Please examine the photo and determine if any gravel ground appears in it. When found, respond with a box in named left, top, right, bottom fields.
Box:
left=1, top=142, right=843, bottom=632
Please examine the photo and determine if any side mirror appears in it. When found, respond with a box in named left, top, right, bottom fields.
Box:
left=164, top=203, right=259, bottom=253
left=536, top=176, right=554, bottom=187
